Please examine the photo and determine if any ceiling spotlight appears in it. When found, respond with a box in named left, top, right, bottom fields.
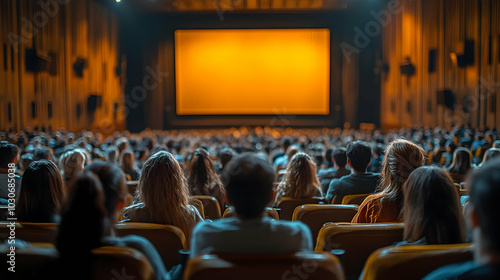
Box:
left=116, top=0, right=121, bottom=3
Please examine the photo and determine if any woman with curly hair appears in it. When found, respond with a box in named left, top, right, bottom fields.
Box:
left=274, top=152, right=323, bottom=205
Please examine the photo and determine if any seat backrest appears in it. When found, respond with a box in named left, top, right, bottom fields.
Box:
left=17, top=222, right=58, bottom=243
left=0, top=205, right=8, bottom=220
left=361, top=243, right=474, bottom=280
left=315, top=222, right=404, bottom=279
left=190, top=198, right=205, bottom=219
left=90, top=246, right=157, bottom=280
left=0, top=243, right=156, bottom=280
left=114, top=222, right=187, bottom=269
left=0, top=221, right=20, bottom=241
left=184, top=252, right=344, bottom=280
left=292, top=204, right=359, bottom=245
left=192, top=195, right=222, bottom=220
left=0, top=242, right=58, bottom=280
left=222, top=207, right=279, bottom=220
left=276, top=197, right=326, bottom=220
left=126, top=180, right=139, bottom=196
left=341, top=194, right=370, bottom=205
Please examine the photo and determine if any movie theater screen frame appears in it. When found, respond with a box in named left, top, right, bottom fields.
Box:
left=174, top=28, right=330, bottom=115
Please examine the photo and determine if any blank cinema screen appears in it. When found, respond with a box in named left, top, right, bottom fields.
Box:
left=174, top=29, right=330, bottom=115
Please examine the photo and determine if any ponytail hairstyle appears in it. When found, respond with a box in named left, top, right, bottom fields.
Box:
left=56, top=160, right=127, bottom=257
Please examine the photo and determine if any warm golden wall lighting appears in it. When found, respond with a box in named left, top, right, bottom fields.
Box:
left=175, top=29, right=330, bottom=115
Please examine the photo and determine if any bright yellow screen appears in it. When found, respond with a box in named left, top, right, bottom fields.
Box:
left=175, top=29, right=330, bottom=115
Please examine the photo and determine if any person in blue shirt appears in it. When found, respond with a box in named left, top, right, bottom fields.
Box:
left=191, top=153, right=313, bottom=257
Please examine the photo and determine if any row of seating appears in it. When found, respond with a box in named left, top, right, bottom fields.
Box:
left=0, top=239, right=473, bottom=280
left=0, top=220, right=473, bottom=279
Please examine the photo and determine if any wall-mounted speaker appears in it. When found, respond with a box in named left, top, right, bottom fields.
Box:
left=490, top=94, right=497, bottom=113
left=87, top=94, right=102, bottom=115
left=406, top=101, right=412, bottom=113
left=31, top=101, right=37, bottom=118
left=73, top=57, right=87, bottom=78
left=400, top=57, right=415, bottom=76
left=76, top=103, right=82, bottom=120
left=428, top=49, right=437, bottom=73
left=437, top=89, right=456, bottom=110
left=48, top=101, right=53, bottom=119
left=7, top=102, right=12, bottom=122
left=48, top=52, right=58, bottom=76
left=25, top=49, right=51, bottom=73
left=400, top=63, right=415, bottom=76
left=450, top=40, right=474, bottom=67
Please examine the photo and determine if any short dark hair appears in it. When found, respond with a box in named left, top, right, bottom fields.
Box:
left=222, top=153, right=275, bottom=219
left=0, top=141, right=19, bottom=168
left=33, top=147, right=52, bottom=161
left=332, top=148, right=347, bottom=167
left=469, top=157, right=500, bottom=253
left=346, top=141, right=372, bottom=172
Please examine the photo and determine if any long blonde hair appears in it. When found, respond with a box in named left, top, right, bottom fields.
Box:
left=276, top=153, right=322, bottom=200
left=128, top=151, right=195, bottom=237
left=378, top=139, right=425, bottom=205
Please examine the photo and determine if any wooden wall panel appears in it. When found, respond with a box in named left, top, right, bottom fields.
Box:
left=381, top=0, right=499, bottom=129
left=0, top=0, right=124, bottom=133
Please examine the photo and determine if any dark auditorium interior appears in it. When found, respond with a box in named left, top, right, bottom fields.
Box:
left=1, top=0, right=500, bottom=279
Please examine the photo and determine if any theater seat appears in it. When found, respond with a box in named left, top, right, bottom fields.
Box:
left=222, top=207, right=279, bottom=220
left=315, top=222, right=404, bottom=280
left=114, top=222, right=187, bottom=269
left=16, top=223, right=58, bottom=243
left=341, top=194, right=370, bottom=205
left=0, top=205, right=8, bottom=220
left=184, top=252, right=344, bottom=280
left=192, top=195, right=222, bottom=219
left=360, top=243, right=473, bottom=280
left=275, top=196, right=326, bottom=220
left=190, top=198, right=205, bottom=219
left=126, top=180, right=139, bottom=196
left=0, top=243, right=156, bottom=280
left=0, top=221, right=20, bottom=241
left=291, top=204, right=358, bottom=244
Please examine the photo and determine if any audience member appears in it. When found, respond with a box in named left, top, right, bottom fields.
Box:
left=274, top=153, right=323, bottom=204
left=120, top=149, right=140, bottom=181
left=352, top=139, right=424, bottom=223
left=274, top=145, right=298, bottom=169
left=424, top=158, right=500, bottom=279
left=17, top=160, right=66, bottom=223
left=187, top=148, right=227, bottom=210
left=447, top=147, right=472, bottom=184
left=59, top=149, right=86, bottom=188
left=54, top=161, right=169, bottom=280
left=398, top=166, right=464, bottom=245
left=318, top=147, right=351, bottom=192
left=326, top=141, right=379, bottom=204
left=0, top=141, right=21, bottom=199
left=481, top=148, right=500, bottom=164
left=123, top=151, right=202, bottom=241
left=190, top=153, right=313, bottom=256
